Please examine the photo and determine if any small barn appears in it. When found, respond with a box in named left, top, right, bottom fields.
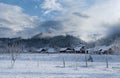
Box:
left=60, top=48, right=75, bottom=53
left=87, top=48, right=95, bottom=54
left=87, top=46, right=112, bottom=54
left=35, top=48, right=47, bottom=53
left=80, top=46, right=87, bottom=53
left=66, top=48, right=75, bottom=53
left=98, top=46, right=112, bottom=54
left=59, top=48, right=67, bottom=53
left=74, top=47, right=81, bottom=53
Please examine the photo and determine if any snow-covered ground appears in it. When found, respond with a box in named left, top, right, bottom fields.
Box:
left=0, top=53, right=120, bottom=78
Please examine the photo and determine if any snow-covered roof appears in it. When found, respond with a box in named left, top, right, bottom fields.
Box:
left=36, top=48, right=43, bottom=51
left=98, top=46, right=111, bottom=51
left=87, top=45, right=112, bottom=53
left=36, top=48, right=46, bottom=52
left=60, top=47, right=74, bottom=51
left=60, top=48, right=67, bottom=51
left=87, top=48, right=95, bottom=53
left=47, top=48, right=56, bottom=53
left=74, top=47, right=81, bottom=51
left=87, top=48, right=94, bottom=51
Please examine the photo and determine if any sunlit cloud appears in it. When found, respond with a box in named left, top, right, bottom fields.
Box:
left=0, top=0, right=120, bottom=42
left=0, top=3, right=40, bottom=37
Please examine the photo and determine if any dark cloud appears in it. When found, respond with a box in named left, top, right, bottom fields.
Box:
left=27, top=20, right=63, bottom=33
left=40, top=20, right=63, bottom=31
left=0, top=18, right=12, bottom=24
left=98, top=23, right=120, bottom=45
left=13, top=20, right=63, bottom=38
left=0, top=27, right=14, bottom=37
left=72, top=12, right=89, bottom=18
left=107, top=23, right=120, bottom=39
left=0, top=27, right=12, bottom=31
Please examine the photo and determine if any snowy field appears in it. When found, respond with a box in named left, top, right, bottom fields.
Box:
left=0, top=53, right=120, bottom=78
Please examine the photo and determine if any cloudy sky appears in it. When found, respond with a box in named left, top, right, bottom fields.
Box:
left=0, top=0, right=120, bottom=41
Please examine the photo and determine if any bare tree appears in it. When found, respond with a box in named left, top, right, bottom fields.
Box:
left=7, top=39, right=23, bottom=68
left=62, top=57, right=65, bottom=68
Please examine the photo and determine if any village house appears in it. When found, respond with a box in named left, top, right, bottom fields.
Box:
left=98, top=46, right=112, bottom=54
left=80, top=46, right=87, bottom=53
left=74, top=47, right=81, bottom=53
left=35, top=48, right=47, bottom=53
left=87, top=46, right=113, bottom=54
left=59, top=47, right=75, bottom=53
